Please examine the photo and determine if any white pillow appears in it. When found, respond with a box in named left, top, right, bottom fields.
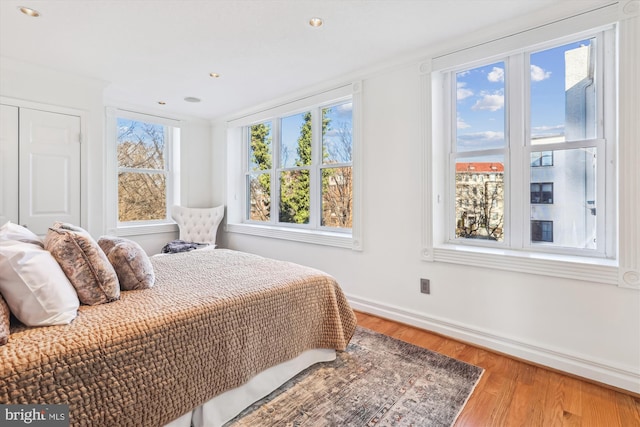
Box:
left=0, top=221, right=43, bottom=247
left=0, top=240, right=79, bottom=326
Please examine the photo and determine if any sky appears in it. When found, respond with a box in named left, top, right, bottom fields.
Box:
left=280, top=101, right=353, bottom=168
left=117, top=118, right=165, bottom=169
left=455, top=38, right=593, bottom=153
left=117, top=118, right=164, bottom=147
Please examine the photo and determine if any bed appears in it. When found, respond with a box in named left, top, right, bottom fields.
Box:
left=0, top=248, right=357, bottom=427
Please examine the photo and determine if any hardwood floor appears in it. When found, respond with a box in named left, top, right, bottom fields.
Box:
left=354, top=311, right=640, bottom=427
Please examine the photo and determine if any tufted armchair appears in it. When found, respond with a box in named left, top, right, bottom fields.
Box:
left=170, top=205, right=225, bottom=245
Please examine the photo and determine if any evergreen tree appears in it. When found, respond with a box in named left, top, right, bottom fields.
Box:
left=249, top=123, right=272, bottom=221
left=279, top=112, right=312, bottom=223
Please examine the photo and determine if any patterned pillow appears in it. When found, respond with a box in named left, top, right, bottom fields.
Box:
left=98, top=236, right=155, bottom=290
left=0, top=294, right=9, bottom=346
left=45, top=223, right=120, bottom=305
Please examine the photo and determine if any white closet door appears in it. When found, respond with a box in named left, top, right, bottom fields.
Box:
left=19, top=108, right=81, bottom=235
left=0, top=104, right=19, bottom=226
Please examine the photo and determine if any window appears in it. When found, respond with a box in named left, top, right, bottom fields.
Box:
left=245, top=101, right=353, bottom=231
left=426, top=5, right=640, bottom=288
left=530, top=183, right=553, bottom=204
left=532, top=220, right=553, bottom=242
left=442, top=27, right=614, bottom=257
left=531, top=151, right=553, bottom=167
left=227, top=83, right=361, bottom=249
left=107, top=109, right=180, bottom=231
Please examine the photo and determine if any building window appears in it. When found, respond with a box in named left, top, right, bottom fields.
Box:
left=436, top=25, right=615, bottom=258
left=245, top=100, right=353, bottom=231
left=532, top=220, right=553, bottom=242
left=114, top=113, right=180, bottom=226
left=531, top=151, right=553, bottom=167
left=455, top=162, right=504, bottom=241
left=530, top=183, right=553, bottom=204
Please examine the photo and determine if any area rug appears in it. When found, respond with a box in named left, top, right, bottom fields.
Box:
left=225, top=327, right=484, bottom=426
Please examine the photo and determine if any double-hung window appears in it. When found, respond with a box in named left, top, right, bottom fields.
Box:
left=227, top=83, right=361, bottom=249
left=247, top=101, right=353, bottom=229
left=429, top=20, right=618, bottom=280
left=106, top=108, right=180, bottom=234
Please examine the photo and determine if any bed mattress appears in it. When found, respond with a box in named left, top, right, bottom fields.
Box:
left=1, top=249, right=357, bottom=426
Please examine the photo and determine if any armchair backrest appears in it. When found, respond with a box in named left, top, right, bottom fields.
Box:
left=170, top=205, right=224, bottom=244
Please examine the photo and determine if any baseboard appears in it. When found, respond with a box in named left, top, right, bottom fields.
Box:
left=347, top=294, right=640, bottom=394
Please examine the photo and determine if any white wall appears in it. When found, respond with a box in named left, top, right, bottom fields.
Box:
left=1, top=3, right=637, bottom=394
left=0, top=57, right=213, bottom=255
left=0, top=57, right=106, bottom=237
left=214, top=9, right=640, bottom=392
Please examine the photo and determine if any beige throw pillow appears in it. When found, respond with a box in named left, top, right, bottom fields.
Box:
left=0, top=294, right=10, bottom=346
left=45, top=223, right=120, bottom=305
left=98, top=236, right=155, bottom=290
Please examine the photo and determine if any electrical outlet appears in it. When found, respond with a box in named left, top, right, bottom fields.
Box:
left=420, top=278, right=430, bottom=294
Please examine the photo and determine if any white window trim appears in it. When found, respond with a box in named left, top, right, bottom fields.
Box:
left=226, top=82, right=363, bottom=250
left=105, top=107, right=181, bottom=237
left=421, top=3, right=640, bottom=289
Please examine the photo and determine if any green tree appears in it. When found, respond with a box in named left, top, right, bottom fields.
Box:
left=279, top=112, right=332, bottom=224
left=249, top=123, right=272, bottom=221
left=279, top=112, right=311, bottom=223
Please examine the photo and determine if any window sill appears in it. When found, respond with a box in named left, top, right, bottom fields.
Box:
left=427, top=243, right=620, bottom=286
left=225, top=222, right=356, bottom=250
left=110, top=222, right=178, bottom=237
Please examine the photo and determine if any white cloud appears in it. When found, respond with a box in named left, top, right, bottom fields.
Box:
left=532, top=124, right=563, bottom=132
left=531, top=124, right=564, bottom=138
left=457, top=82, right=473, bottom=100
left=530, top=64, right=551, bottom=82
left=457, top=131, right=505, bottom=151
left=487, top=67, right=504, bottom=83
left=457, top=114, right=470, bottom=129
left=472, top=91, right=504, bottom=112
left=336, top=102, right=352, bottom=113
left=459, top=131, right=504, bottom=141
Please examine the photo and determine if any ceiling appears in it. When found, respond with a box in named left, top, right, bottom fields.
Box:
left=0, top=0, right=609, bottom=120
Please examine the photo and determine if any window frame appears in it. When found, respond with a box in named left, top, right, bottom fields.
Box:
left=531, top=220, right=554, bottom=242
left=226, top=83, right=363, bottom=250
left=105, top=108, right=181, bottom=236
left=531, top=150, right=553, bottom=167
left=530, top=182, right=554, bottom=204
left=443, top=30, right=612, bottom=258
left=422, top=8, right=626, bottom=286
left=244, top=101, right=354, bottom=232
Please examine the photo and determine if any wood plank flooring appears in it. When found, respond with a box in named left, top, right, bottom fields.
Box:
left=354, top=311, right=640, bottom=427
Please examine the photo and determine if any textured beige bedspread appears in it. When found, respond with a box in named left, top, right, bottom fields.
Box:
left=0, top=249, right=357, bottom=426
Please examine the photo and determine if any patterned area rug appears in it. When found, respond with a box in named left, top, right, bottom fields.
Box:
left=226, top=327, right=484, bottom=426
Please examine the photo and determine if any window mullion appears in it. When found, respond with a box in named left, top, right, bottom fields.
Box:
left=272, top=119, right=281, bottom=226
left=602, top=28, right=616, bottom=259
left=310, top=108, right=321, bottom=229
left=447, top=71, right=457, bottom=242
left=447, top=151, right=457, bottom=243
left=509, top=53, right=526, bottom=250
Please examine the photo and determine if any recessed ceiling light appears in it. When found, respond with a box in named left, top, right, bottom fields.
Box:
left=18, top=6, right=40, bottom=17
left=309, top=17, right=323, bottom=27
left=209, top=72, right=220, bottom=78
left=184, top=97, right=201, bottom=103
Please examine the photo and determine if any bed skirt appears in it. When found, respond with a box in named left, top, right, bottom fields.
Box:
left=165, top=348, right=336, bottom=427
